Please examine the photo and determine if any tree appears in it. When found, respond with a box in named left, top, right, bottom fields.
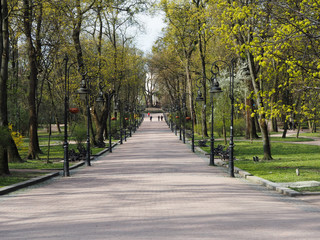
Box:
left=192, top=0, right=213, bottom=137
left=214, top=0, right=273, bottom=159
left=161, top=0, right=199, bottom=132
left=0, top=0, right=17, bottom=174
left=22, top=0, right=43, bottom=159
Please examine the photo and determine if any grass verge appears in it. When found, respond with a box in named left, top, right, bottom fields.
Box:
left=201, top=140, right=320, bottom=184
left=0, top=171, right=46, bottom=188
left=291, top=186, right=320, bottom=192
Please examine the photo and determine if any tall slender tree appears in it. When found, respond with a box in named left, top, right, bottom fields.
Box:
left=0, top=0, right=12, bottom=174
left=22, top=0, right=42, bottom=159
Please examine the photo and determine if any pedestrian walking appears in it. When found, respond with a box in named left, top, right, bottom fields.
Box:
left=158, top=116, right=160, bottom=121
left=161, top=115, right=163, bottom=121
left=150, top=116, right=152, bottom=121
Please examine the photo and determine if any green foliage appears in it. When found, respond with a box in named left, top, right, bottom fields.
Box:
left=73, top=124, right=87, bottom=148
left=233, top=118, right=246, bottom=137
left=215, top=118, right=245, bottom=137
left=8, top=124, right=23, bottom=148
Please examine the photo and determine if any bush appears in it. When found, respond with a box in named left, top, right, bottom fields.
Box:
left=234, top=118, right=246, bottom=136
left=215, top=118, right=246, bottom=137
left=8, top=124, right=23, bottom=148
left=73, top=124, right=87, bottom=148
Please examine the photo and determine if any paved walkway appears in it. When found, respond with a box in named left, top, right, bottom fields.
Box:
left=1, top=114, right=320, bottom=239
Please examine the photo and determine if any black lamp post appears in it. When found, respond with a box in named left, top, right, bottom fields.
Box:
left=192, top=79, right=205, bottom=153
left=63, top=55, right=78, bottom=177
left=114, top=99, right=122, bottom=142
left=128, top=106, right=132, bottom=137
left=212, top=59, right=238, bottom=177
left=174, top=102, right=179, bottom=136
left=134, top=107, right=137, bottom=132
left=181, top=92, right=194, bottom=151
left=182, top=94, right=186, bottom=144
left=118, top=100, right=123, bottom=144
left=63, top=55, right=70, bottom=177
left=229, top=59, right=236, bottom=177
left=209, top=66, right=223, bottom=166
left=178, top=100, right=182, bottom=141
left=76, top=72, right=91, bottom=166
left=198, top=65, right=223, bottom=166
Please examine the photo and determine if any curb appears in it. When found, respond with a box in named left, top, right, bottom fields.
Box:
left=0, top=172, right=60, bottom=196
left=193, top=145, right=303, bottom=197
left=93, top=143, right=118, bottom=156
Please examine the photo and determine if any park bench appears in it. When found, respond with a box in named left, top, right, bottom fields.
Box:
left=203, top=144, right=232, bottom=161
left=185, top=131, right=192, bottom=139
left=68, top=145, right=86, bottom=161
left=198, top=139, right=208, bottom=147
left=214, top=144, right=230, bottom=161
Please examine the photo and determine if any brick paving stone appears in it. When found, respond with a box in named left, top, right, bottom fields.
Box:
left=1, top=113, right=320, bottom=239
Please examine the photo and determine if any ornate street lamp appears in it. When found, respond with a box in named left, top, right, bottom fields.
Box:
left=76, top=71, right=91, bottom=166
left=63, top=55, right=77, bottom=177
left=211, top=59, right=239, bottom=177
left=208, top=64, right=223, bottom=166
left=118, top=100, right=123, bottom=144
left=197, top=66, right=223, bottom=166
left=182, top=94, right=186, bottom=144
left=174, top=100, right=180, bottom=136
left=63, top=55, right=70, bottom=177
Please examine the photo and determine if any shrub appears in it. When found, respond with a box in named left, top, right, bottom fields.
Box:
left=8, top=124, right=23, bottom=148
left=215, top=118, right=246, bottom=137
left=234, top=118, right=246, bottom=136
left=73, top=124, right=87, bottom=148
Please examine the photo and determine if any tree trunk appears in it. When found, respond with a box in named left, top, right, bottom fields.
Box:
left=8, top=137, right=23, bottom=163
left=55, top=114, right=61, bottom=133
left=0, top=0, right=10, bottom=174
left=260, top=118, right=272, bottom=160
left=296, top=122, right=301, bottom=138
left=245, top=98, right=251, bottom=139
left=247, top=52, right=272, bottom=160
left=72, top=0, right=84, bottom=71
left=223, top=116, right=227, bottom=145
left=90, top=114, right=97, bottom=146
left=282, top=121, right=288, bottom=138
left=94, top=101, right=109, bottom=146
left=245, top=98, right=259, bottom=139
left=197, top=20, right=208, bottom=138
left=272, top=117, right=278, bottom=132
left=2, top=0, right=22, bottom=167
left=23, top=0, right=42, bottom=159
left=0, top=146, right=9, bottom=175
left=47, top=81, right=61, bottom=135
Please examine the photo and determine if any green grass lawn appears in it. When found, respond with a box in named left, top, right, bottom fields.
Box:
left=233, top=141, right=320, bottom=183
left=18, top=143, right=105, bottom=161
left=197, top=132, right=320, bottom=189
left=193, top=130, right=320, bottom=192
left=299, top=132, right=320, bottom=138
left=0, top=171, right=46, bottom=188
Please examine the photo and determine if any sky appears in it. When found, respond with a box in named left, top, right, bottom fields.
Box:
left=134, top=13, right=167, bottom=54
